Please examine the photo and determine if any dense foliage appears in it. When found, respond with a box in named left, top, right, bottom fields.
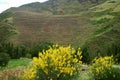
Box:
left=0, top=42, right=28, bottom=59
left=21, top=45, right=82, bottom=80
left=0, top=12, right=15, bottom=66
left=0, top=52, right=10, bottom=67
left=0, top=40, right=53, bottom=67
left=107, top=42, right=120, bottom=63
left=30, top=41, right=53, bottom=57
left=90, top=56, right=120, bottom=80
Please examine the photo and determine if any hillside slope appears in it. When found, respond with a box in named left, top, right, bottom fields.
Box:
left=6, top=0, right=105, bottom=15
left=4, top=0, right=101, bottom=47
left=81, top=0, right=120, bottom=63
left=10, top=11, right=95, bottom=47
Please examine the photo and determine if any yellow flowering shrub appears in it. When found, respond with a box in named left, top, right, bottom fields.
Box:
left=21, top=45, right=82, bottom=80
left=90, top=56, right=114, bottom=80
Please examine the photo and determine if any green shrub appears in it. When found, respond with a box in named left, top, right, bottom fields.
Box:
left=92, top=67, right=120, bottom=80
left=104, top=67, right=120, bottom=80
left=12, top=45, right=28, bottom=59
left=107, top=42, right=120, bottom=63
left=1, top=41, right=53, bottom=59
left=81, top=44, right=91, bottom=64
left=21, top=45, right=82, bottom=80
left=30, top=41, right=53, bottom=57
left=0, top=52, right=10, bottom=67
left=90, top=56, right=120, bottom=80
left=2, top=42, right=28, bottom=59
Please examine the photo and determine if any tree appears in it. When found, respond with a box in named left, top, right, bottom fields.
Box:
left=0, top=12, right=16, bottom=66
left=0, top=12, right=15, bottom=44
left=0, top=52, right=10, bottom=67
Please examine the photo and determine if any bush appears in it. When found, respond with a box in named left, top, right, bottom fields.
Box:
left=1, top=42, right=28, bottom=59
left=21, top=45, right=82, bottom=80
left=90, top=56, right=120, bottom=80
left=104, top=67, right=120, bottom=80
left=81, top=44, right=91, bottom=64
left=107, top=42, right=120, bottom=63
left=12, top=45, right=28, bottom=59
left=30, top=41, right=53, bottom=57
left=0, top=52, right=10, bottom=67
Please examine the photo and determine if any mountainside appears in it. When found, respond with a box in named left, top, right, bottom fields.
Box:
left=0, top=0, right=120, bottom=61
left=81, top=0, right=120, bottom=62
left=4, top=0, right=102, bottom=47
left=11, top=12, right=95, bottom=47
left=5, top=0, right=105, bottom=15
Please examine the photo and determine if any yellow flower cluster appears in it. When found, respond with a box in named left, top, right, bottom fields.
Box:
left=22, top=45, right=82, bottom=80
left=90, top=56, right=114, bottom=78
left=22, top=67, right=36, bottom=80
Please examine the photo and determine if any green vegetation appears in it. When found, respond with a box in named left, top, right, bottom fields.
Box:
left=81, top=0, right=120, bottom=63
left=1, top=42, right=28, bottom=59
left=107, top=41, right=120, bottom=62
left=30, top=41, right=53, bottom=57
left=0, top=12, right=15, bottom=66
left=0, top=59, right=31, bottom=70
left=90, top=56, right=120, bottom=80
left=81, top=11, right=120, bottom=63
left=0, top=0, right=120, bottom=80
left=0, top=12, right=15, bottom=43
left=6, top=59, right=31, bottom=69
left=0, top=53, right=10, bottom=67
left=0, top=12, right=13, bottom=21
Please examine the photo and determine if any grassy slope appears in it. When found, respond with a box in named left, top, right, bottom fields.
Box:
left=7, top=0, right=99, bottom=47
left=10, top=12, right=95, bottom=47
left=7, top=59, right=31, bottom=68
left=0, top=59, right=31, bottom=70
left=82, top=0, right=120, bottom=61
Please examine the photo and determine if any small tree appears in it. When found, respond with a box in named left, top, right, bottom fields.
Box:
left=0, top=52, right=10, bottom=67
